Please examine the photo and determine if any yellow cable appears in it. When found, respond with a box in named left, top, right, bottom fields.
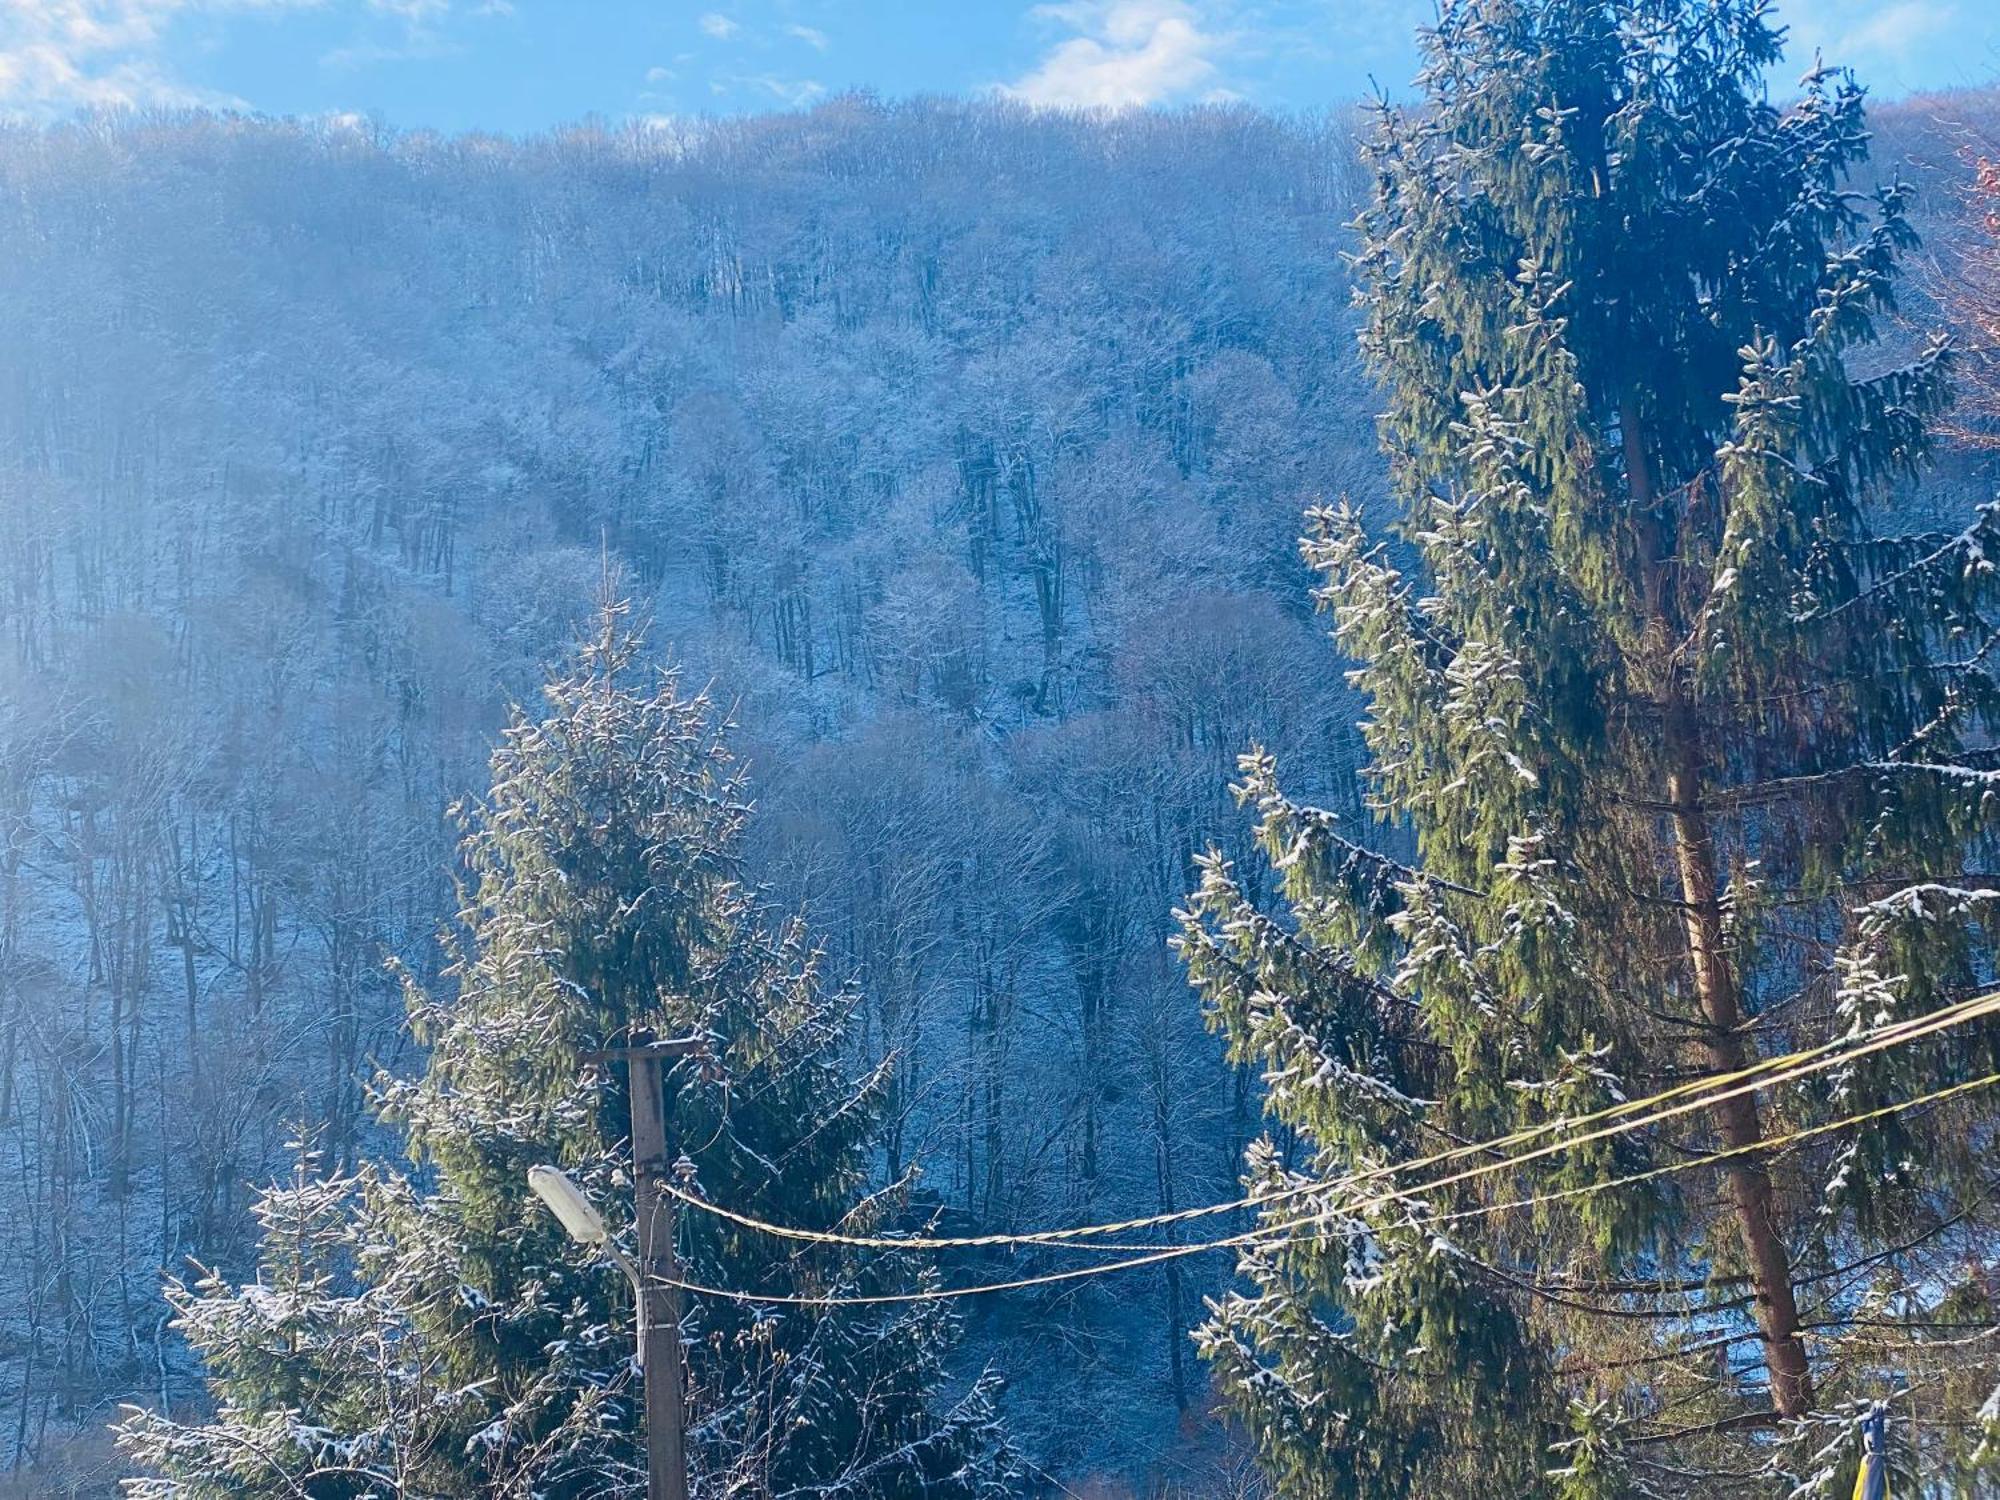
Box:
left=1413, top=1068, right=2000, bottom=1234
left=665, top=989, right=2000, bottom=1252
left=1329, top=990, right=2000, bottom=1225
left=647, top=1063, right=2000, bottom=1308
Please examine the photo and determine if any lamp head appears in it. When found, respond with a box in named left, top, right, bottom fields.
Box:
left=527, top=1164, right=610, bottom=1246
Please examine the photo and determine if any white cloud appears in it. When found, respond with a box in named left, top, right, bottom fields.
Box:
left=0, top=0, right=315, bottom=116
left=1834, top=0, right=1953, bottom=62
left=1773, top=0, right=1956, bottom=76
left=785, top=23, right=829, bottom=52
left=321, top=0, right=476, bottom=70
left=697, top=11, right=738, bottom=41
left=321, top=30, right=455, bottom=68
left=1001, top=0, right=1223, bottom=111
left=711, top=70, right=823, bottom=107
left=0, top=0, right=513, bottom=114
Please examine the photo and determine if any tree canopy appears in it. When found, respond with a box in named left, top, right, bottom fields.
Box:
left=118, top=609, right=1017, bottom=1498
left=1176, top=0, right=2000, bottom=1492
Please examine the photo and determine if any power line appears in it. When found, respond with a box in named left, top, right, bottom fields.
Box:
left=645, top=1061, right=2000, bottom=1309
left=665, top=988, right=2000, bottom=1253
left=1333, top=991, right=1999, bottom=1223
left=1420, top=1068, right=1999, bottom=1236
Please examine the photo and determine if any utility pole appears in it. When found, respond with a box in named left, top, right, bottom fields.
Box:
left=591, top=1037, right=702, bottom=1500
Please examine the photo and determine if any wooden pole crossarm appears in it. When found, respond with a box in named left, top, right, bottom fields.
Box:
left=583, top=1035, right=706, bottom=1065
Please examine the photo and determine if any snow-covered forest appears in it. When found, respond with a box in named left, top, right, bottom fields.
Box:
left=4, top=29, right=2000, bottom=1497
left=0, top=98, right=1379, bottom=1490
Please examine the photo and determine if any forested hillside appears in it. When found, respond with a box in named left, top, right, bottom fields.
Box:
left=0, top=98, right=1375, bottom=1489
left=1, top=81, right=1996, bottom=1493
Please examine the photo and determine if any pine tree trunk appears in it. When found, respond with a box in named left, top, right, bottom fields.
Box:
left=1625, top=401, right=1814, bottom=1418
left=1663, top=711, right=1815, bottom=1419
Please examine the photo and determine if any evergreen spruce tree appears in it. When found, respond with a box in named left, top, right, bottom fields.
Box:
left=1175, top=1, right=2000, bottom=1492
left=120, top=605, right=1016, bottom=1498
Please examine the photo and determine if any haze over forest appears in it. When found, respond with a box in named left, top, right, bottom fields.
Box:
left=4, top=9, right=2000, bottom=1497
left=0, top=96, right=1380, bottom=1490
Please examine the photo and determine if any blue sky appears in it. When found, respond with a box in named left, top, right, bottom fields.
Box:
left=2, top=0, right=1996, bottom=132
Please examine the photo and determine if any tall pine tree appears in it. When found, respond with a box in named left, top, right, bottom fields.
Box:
left=1176, top=1, right=2000, bottom=1492
left=120, top=605, right=1016, bottom=1498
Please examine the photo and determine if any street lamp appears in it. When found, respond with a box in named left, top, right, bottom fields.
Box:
left=527, top=1165, right=646, bottom=1354
left=528, top=1164, right=615, bottom=1249
left=526, top=1036, right=702, bottom=1500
